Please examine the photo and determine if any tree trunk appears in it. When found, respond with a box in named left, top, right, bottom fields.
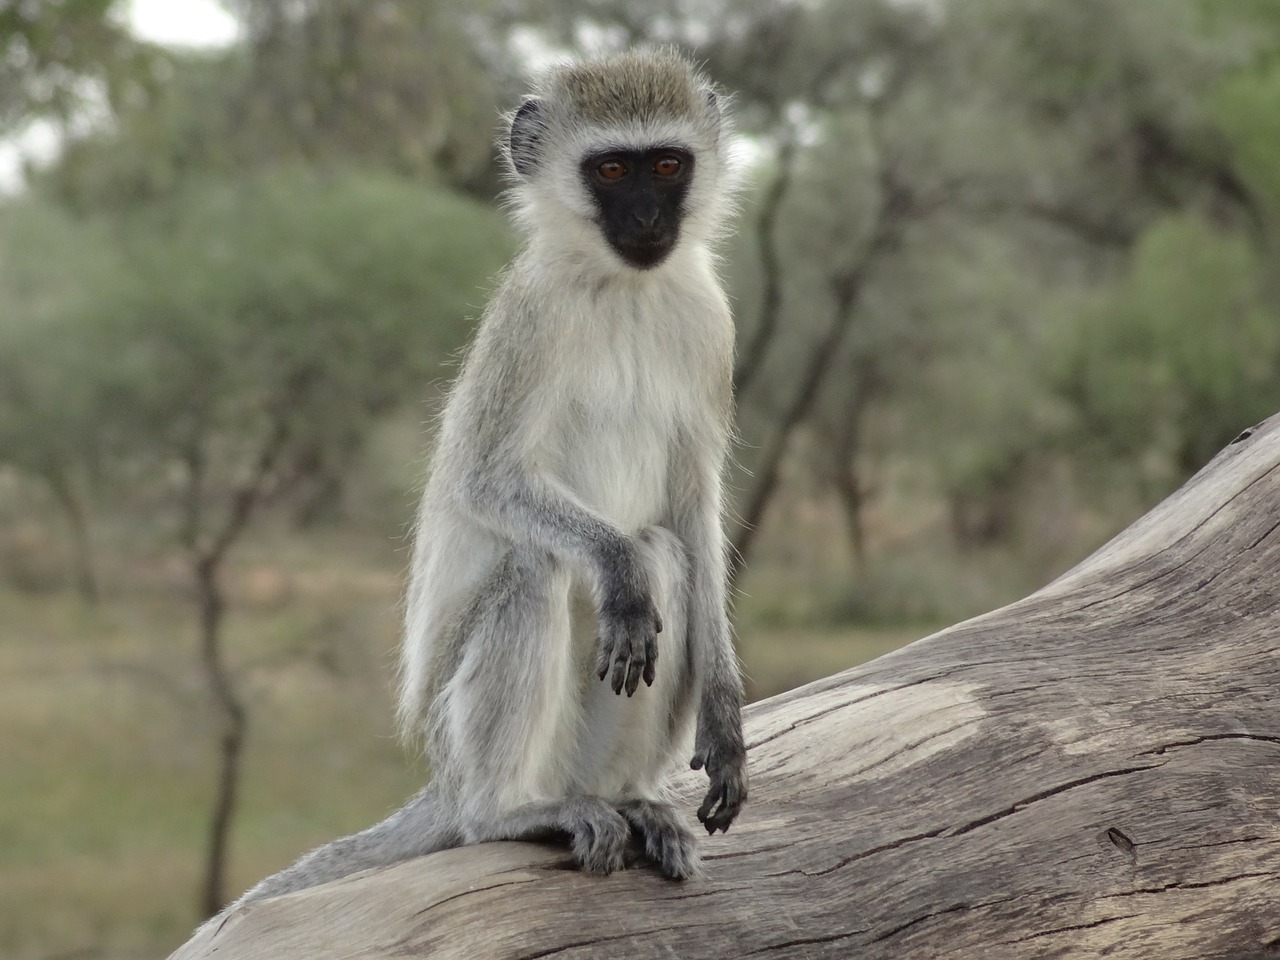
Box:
left=170, top=415, right=1280, bottom=960
left=195, top=553, right=247, bottom=918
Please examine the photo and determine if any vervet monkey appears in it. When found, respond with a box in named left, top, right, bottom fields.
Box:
left=230, top=48, right=747, bottom=908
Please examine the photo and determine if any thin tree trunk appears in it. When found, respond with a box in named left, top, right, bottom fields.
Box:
left=826, top=361, right=879, bottom=575
left=734, top=135, right=798, bottom=397
left=831, top=443, right=867, bottom=575
left=728, top=152, right=907, bottom=581
left=729, top=239, right=896, bottom=582
left=195, top=552, right=246, bottom=918
left=184, top=416, right=292, bottom=917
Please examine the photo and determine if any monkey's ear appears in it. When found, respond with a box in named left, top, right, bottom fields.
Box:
left=509, top=99, right=544, bottom=179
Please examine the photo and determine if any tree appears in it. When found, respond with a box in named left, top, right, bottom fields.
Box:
left=47, top=0, right=504, bottom=210
left=0, top=199, right=130, bottom=600
left=1058, top=215, right=1278, bottom=485
left=0, top=0, right=151, bottom=132
left=0, top=169, right=514, bottom=915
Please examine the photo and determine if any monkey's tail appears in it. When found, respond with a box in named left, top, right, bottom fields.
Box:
left=226, top=782, right=459, bottom=912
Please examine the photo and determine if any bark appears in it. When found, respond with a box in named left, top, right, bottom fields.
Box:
left=170, top=414, right=1280, bottom=960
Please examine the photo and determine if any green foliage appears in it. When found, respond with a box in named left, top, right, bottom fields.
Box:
left=1216, top=61, right=1280, bottom=219
left=0, top=201, right=124, bottom=476
left=1061, top=215, right=1278, bottom=477
left=47, top=1, right=503, bottom=209
left=0, top=0, right=152, bottom=129
left=0, top=171, right=513, bottom=531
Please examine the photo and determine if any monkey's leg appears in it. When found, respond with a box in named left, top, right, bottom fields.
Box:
left=439, top=549, right=633, bottom=874
left=467, top=795, right=631, bottom=875
left=618, top=798, right=701, bottom=880
left=669, top=447, right=749, bottom=835
left=572, top=525, right=695, bottom=795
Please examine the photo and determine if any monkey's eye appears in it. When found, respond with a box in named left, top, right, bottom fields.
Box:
left=654, top=155, right=682, bottom=177
left=596, top=159, right=628, bottom=181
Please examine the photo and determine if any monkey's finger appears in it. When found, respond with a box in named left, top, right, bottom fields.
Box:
left=689, top=750, right=706, bottom=771
left=624, top=656, right=643, bottom=697
left=713, top=773, right=747, bottom=831
left=654, top=614, right=664, bottom=634
left=643, top=630, right=658, bottom=687
left=611, top=654, right=629, bottom=695
left=706, top=784, right=743, bottom=833
left=696, top=787, right=722, bottom=830
left=595, top=641, right=615, bottom=681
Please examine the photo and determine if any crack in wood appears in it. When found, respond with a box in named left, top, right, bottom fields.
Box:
left=945, top=764, right=1161, bottom=838
left=704, top=842, right=793, bottom=862
left=1248, top=517, right=1280, bottom=550
left=1107, top=870, right=1274, bottom=898
left=516, top=932, right=640, bottom=960
left=513, top=923, right=716, bottom=960
left=410, top=875, right=542, bottom=918
left=993, top=913, right=1138, bottom=946
left=1075, top=539, right=1218, bottom=612
left=804, top=826, right=949, bottom=878
left=869, top=901, right=983, bottom=944
left=1140, top=732, right=1280, bottom=756
left=740, top=928, right=871, bottom=956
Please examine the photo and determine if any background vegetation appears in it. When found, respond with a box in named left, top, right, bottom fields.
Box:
left=2, top=0, right=1278, bottom=956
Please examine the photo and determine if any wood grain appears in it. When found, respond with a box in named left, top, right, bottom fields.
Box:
left=170, top=415, right=1280, bottom=960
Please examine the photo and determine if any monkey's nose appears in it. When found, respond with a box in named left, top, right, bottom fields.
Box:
left=633, top=208, right=660, bottom=228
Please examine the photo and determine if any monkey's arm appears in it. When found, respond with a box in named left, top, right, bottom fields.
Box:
left=670, top=427, right=748, bottom=833
left=445, top=350, right=661, bottom=697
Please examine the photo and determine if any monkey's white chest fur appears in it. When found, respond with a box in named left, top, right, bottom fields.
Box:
left=542, top=304, right=686, bottom=530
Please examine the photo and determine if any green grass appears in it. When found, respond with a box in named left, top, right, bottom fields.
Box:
left=0, top=534, right=919, bottom=960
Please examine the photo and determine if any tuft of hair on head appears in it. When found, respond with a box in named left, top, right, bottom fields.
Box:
left=543, top=47, right=717, bottom=128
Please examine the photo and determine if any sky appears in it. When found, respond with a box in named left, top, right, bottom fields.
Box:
left=128, top=0, right=240, bottom=47
left=0, top=0, right=240, bottom=191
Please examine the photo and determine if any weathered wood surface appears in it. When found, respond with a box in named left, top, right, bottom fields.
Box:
left=171, top=416, right=1280, bottom=960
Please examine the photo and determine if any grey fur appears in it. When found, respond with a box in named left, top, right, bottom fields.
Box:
left=212, top=50, right=746, bottom=923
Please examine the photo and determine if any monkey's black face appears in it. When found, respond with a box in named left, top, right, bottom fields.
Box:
left=581, top=147, right=693, bottom=269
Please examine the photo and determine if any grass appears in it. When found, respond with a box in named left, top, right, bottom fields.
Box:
left=0, top=530, right=923, bottom=960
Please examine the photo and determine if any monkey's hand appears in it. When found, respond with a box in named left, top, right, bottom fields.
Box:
left=690, top=711, right=748, bottom=834
left=595, top=577, right=663, bottom=697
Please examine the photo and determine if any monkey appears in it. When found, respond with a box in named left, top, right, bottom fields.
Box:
left=224, top=48, right=747, bottom=911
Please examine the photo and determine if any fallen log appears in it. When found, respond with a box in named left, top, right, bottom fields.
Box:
left=170, top=414, right=1280, bottom=960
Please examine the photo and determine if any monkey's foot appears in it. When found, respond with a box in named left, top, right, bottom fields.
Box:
left=619, top=799, right=701, bottom=881
left=565, top=798, right=630, bottom=875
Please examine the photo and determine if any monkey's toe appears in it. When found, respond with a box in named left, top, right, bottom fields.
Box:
left=620, top=799, right=702, bottom=881
left=571, top=809, right=629, bottom=875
